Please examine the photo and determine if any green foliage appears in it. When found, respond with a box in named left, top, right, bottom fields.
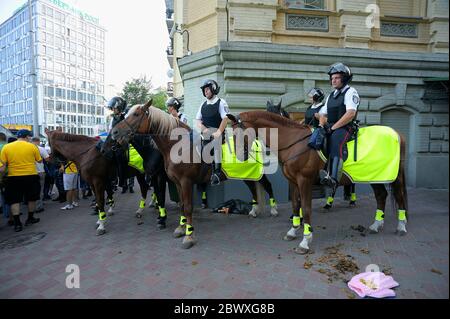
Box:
left=120, top=76, right=153, bottom=107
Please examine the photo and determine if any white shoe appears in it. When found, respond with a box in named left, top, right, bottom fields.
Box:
left=72, top=202, right=79, bottom=207
left=61, top=204, right=74, bottom=210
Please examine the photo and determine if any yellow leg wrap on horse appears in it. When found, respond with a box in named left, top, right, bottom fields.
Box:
left=159, top=207, right=166, bottom=218
left=251, top=199, right=257, bottom=207
left=351, top=193, right=357, bottom=201
left=202, top=192, right=207, bottom=200
left=304, top=223, right=312, bottom=236
left=139, top=199, right=145, bottom=209
left=398, top=209, right=406, bottom=221
left=269, top=198, right=276, bottom=207
left=180, top=215, right=187, bottom=226
left=99, top=212, right=106, bottom=221
left=299, top=208, right=303, bottom=218
left=326, top=196, right=334, bottom=205
left=293, top=216, right=301, bottom=227
left=186, top=224, right=194, bottom=236
left=375, top=209, right=385, bottom=221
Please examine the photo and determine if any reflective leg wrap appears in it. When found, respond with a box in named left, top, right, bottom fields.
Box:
left=139, top=199, right=146, bottom=209
left=398, top=209, right=407, bottom=221
left=303, top=223, right=313, bottom=236
left=99, top=211, right=106, bottom=221
left=186, top=224, right=194, bottom=236
left=158, top=207, right=167, bottom=218
left=152, top=193, right=158, bottom=205
left=326, top=196, right=334, bottom=206
left=180, top=215, right=187, bottom=226
left=299, top=208, right=303, bottom=224
left=369, top=209, right=385, bottom=233
left=293, top=216, right=301, bottom=228
left=375, top=209, right=385, bottom=221
left=202, top=192, right=207, bottom=200
left=351, top=193, right=357, bottom=201
left=269, top=198, right=276, bottom=207
left=251, top=199, right=257, bottom=207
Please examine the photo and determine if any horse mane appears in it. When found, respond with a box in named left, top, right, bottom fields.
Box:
left=52, top=132, right=97, bottom=143
left=128, top=104, right=191, bottom=135
left=242, top=110, right=310, bottom=129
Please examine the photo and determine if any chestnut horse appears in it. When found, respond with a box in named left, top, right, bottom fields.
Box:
left=226, top=111, right=408, bottom=253
left=107, top=100, right=280, bottom=249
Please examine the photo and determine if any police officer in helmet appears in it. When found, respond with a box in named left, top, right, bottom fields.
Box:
left=318, top=62, right=360, bottom=192
left=301, top=87, right=325, bottom=128
left=195, top=79, right=230, bottom=186
left=166, top=97, right=188, bottom=124
left=106, top=96, right=129, bottom=191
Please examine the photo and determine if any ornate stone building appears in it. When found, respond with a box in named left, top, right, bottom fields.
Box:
left=166, top=0, right=449, bottom=197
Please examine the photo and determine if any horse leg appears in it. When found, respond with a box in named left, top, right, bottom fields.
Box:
left=368, top=184, right=388, bottom=234
left=392, top=171, right=408, bottom=235
left=323, top=186, right=336, bottom=210
left=349, top=183, right=357, bottom=206
left=155, top=173, right=167, bottom=230
left=294, top=176, right=313, bottom=254
left=260, top=174, right=278, bottom=217
left=105, top=180, right=115, bottom=216
left=181, top=181, right=195, bottom=249
left=93, top=180, right=107, bottom=236
left=149, top=175, right=158, bottom=208
left=135, top=173, right=148, bottom=224
left=198, top=183, right=208, bottom=209
left=284, top=182, right=302, bottom=241
left=173, top=182, right=186, bottom=238
left=244, top=180, right=259, bottom=218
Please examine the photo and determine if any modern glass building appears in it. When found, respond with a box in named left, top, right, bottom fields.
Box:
left=0, top=0, right=107, bottom=136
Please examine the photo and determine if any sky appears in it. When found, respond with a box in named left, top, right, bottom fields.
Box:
left=0, top=0, right=171, bottom=97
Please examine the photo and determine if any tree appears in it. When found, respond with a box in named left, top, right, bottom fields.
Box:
left=120, top=76, right=153, bottom=107
left=150, top=89, right=168, bottom=110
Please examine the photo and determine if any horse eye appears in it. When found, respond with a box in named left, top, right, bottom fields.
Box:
left=134, top=113, right=139, bottom=117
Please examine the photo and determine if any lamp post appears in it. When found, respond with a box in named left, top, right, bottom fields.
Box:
left=28, top=0, right=39, bottom=137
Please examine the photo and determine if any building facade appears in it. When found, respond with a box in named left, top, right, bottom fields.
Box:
left=166, top=0, right=449, bottom=194
left=0, top=0, right=107, bottom=137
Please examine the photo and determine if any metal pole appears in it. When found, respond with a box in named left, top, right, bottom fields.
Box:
left=28, top=0, right=39, bottom=136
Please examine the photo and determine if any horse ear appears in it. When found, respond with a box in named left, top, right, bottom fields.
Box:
left=277, top=98, right=282, bottom=109
left=44, top=128, right=49, bottom=134
left=227, top=114, right=237, bottom=123
left=143, top=98, right=153, bottom=111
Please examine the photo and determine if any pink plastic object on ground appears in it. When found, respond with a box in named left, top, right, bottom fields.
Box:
left=348, top=271, right=399, bottom=298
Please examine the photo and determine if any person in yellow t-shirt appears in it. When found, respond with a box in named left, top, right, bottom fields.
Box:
left=0, top=129, right=42, bottom=232
left=60, top=160, right=79, bottom=210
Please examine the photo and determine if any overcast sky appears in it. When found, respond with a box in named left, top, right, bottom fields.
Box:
left=0, top=0, right=171, bottom=97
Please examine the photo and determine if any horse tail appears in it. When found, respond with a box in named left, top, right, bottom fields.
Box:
left=390, top=131, right=409, bottom=219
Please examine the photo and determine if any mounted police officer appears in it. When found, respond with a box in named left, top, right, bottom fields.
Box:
left=106, top=96, right=129, bottom=191
left=166, top=97, right=188, bottom=124
left=318, top=62, right=360, bottom=191
left=195, top=79, right=230, bottom=186
left=302, top=87, right=325, bottom=128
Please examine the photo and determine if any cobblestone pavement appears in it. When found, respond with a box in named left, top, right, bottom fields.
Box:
left=0, top=187, right=448, bottom=299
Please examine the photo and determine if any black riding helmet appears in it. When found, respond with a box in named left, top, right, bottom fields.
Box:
left=166, top=97, right=182, bottom=111
left=200, top=79, right=220, bottom=97
left=307, top=88, right=325, bottom=103
left=107, top=96, right=127, bottom=113
left=327, top=62, right=353, bottom=86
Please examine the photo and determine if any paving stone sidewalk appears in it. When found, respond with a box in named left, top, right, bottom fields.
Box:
left=0, top=187, right=448, bottom=299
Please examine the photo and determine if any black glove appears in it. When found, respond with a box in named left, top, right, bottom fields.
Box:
left=322, top=123, right=333, bottom=135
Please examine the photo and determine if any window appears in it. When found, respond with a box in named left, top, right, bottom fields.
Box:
left=285, top=0, right=325, bottom=10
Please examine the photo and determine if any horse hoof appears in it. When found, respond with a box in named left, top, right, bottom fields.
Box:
left=397, top=230, right=407, bottom=236
left=96, top=229, right=106, bottom=236
left=107, top=212, right=114, bottom=216
left=137, top=220, right=144, bottom=225
left=349, top=201, right=356, bottom=207
left=270, top=209, right=279, bottom=217
left=283, top=235, right=296, bottom=241
left=173, top=227, right=185, bottom=238
left=323, top=204, right=332, bottom=210
left=181, top=236, right=196, bottom=249
left=293, top=247, right=309, bottom=255
left=135, top=213, right=143, bottom=219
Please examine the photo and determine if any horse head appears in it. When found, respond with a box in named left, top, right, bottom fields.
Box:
left=266, top=99, right=289, bottom=118
left=110, top=98, right=152, bottom=146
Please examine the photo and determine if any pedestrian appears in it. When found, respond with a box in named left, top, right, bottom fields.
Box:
left=60, top=160, right=79, bottom=210
left=31, top=136, right=50, bottom=213
left=0, top=129, right=42, bottom=232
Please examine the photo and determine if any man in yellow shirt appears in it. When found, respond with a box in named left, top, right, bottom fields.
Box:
left=60, top=161, right=79, bottom=210
left=0, top=129, right=42, bottom=232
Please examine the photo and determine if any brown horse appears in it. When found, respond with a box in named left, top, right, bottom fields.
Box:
left=45, top=129, right=150, bottom=235
left=108, top=100, right=280, bottom=249
left=226, top=111, right=408, bottom=253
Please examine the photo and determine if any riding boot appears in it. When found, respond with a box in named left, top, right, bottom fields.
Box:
left=320, top=157, right=340, bottom=193
left=211, top=163, right=221, bottom=186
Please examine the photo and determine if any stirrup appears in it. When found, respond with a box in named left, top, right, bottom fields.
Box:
left=211, top=173, right=220, bottom=186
